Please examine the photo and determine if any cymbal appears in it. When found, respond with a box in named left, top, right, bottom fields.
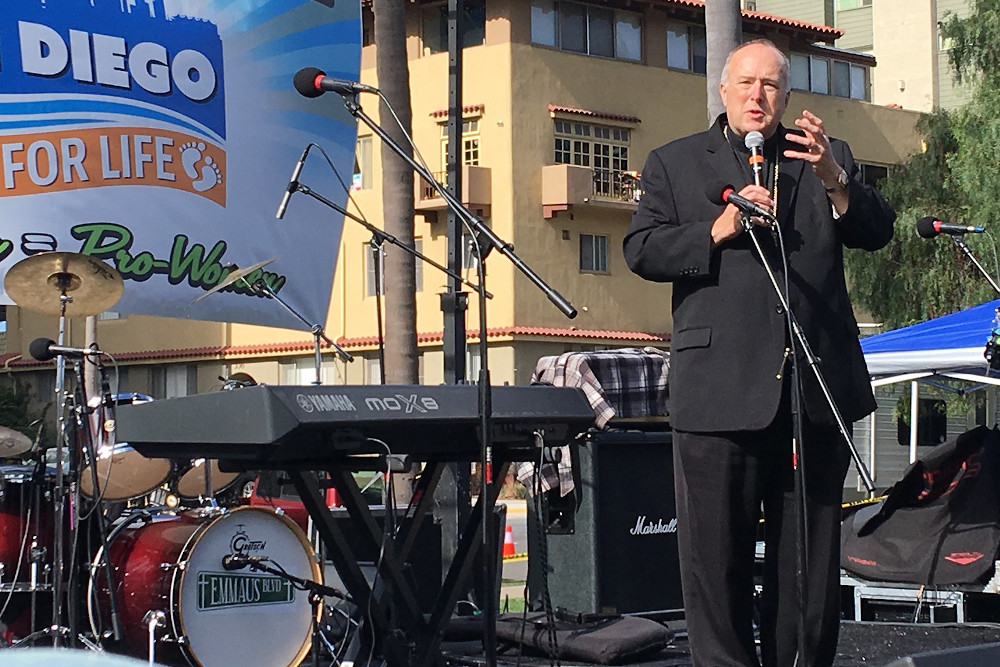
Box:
left=0, top=425, right=32, bottom=458
left=192, top=256, right=278, bottom=304
left=4, top=252, right=123, bottom=317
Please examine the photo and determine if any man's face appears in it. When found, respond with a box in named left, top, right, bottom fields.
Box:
left=719, top=43, right=790, bottom=139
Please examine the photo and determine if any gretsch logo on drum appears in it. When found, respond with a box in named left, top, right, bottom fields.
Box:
left=196, top=523, right=293, bottom=611
left=230, top=524, right=266, bottom=555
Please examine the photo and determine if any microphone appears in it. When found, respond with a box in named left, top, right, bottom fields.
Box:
left=705, top=181, right=776, bottom=223
left=29, top=338, right=104, bottom=362
left=745, top=131, right=764, bottom=186
left=221, top=554, right=269, bottom=571
left=293, top=67, right=377, bottom=98
left=275, top=144, right=312, bottom=219
left=916, top=216, right=985, bottom=238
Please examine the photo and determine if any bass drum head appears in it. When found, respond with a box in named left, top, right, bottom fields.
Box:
left=175, top=506, right=320, bottom=667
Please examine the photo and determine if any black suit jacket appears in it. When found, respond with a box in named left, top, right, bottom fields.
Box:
left=623, top=116, right=895, bottom=433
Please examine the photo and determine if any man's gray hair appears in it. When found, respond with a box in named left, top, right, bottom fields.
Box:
left=720, top=39, right=791, bottom=93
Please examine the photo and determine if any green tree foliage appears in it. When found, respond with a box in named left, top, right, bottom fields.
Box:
left=0, top=379, right=43, bottom=440
left=844, top=0, right=1000, bottom=329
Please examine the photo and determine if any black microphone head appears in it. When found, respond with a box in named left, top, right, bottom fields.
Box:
left=916, top=216, right=940, bottom=239
left=293, top=67, right=325, bottom=98
left=28, top=338, right=56, bottom=362
left=705, top=180, right=733, bottom=206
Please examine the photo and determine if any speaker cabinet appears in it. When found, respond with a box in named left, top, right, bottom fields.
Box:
left=527, top=430, right=682, bottom=616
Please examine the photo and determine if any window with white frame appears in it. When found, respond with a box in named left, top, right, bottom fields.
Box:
left=666, top=21, right=706, bottom=74
left=422, top=0, right=485, bottom=55
left=281, top=358, right=339, bottom=385
left=579, top=233, right=608, bottom=273
left=790, top=53, right=869, bottom=101
left=554, top=119, right=632, bottom=198
left=365, top=239, right=422, bottom=294
left=365, top=243, right=385, bottom=297
left=837, top=0, right=872, bottom=9
left=365, top=356, right=382, bottom=385
left=353, top=135, right=373, bottom=191
left=530, top=0, right=642, bottom=62
left=440, top=119, right=481, bottom=172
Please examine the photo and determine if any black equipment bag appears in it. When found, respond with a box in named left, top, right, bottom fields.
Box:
left=495, top=611, right=673, bottom=664
left=841, top=425, right=1000, bottom=585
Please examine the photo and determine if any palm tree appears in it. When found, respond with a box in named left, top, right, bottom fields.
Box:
left=372, top=0, right=418, bottom=501
left=705, top=0, right=742, bottom=123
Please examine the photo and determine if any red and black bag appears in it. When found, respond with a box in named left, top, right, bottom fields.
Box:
left=841, top=425, right=1000, bottom=585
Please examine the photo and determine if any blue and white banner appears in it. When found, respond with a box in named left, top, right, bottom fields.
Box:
left=0, top=0, right=361, bottom=329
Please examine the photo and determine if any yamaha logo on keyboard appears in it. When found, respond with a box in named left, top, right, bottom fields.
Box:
left=296, top=393, right=358, bottom=413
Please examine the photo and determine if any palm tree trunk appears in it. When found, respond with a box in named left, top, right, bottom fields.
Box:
left=373, top=0, right=418, bottom=503
left=705, top=0, right=742, bottom=123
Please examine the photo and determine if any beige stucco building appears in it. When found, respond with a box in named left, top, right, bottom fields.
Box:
left=3, top=0, right=922, bottom=412
left=750, top=0, right=972, bottom=111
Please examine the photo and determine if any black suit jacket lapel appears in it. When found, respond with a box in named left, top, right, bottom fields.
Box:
left=705, top=119, right=750, bottom=197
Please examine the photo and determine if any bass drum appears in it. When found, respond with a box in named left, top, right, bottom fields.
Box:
left=90, top=506, right=320, bottom=667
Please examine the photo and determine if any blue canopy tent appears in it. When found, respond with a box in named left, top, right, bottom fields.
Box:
left=862, top=299, right=1000, bottom=385
left=860, top=299, right=1000, bottom=468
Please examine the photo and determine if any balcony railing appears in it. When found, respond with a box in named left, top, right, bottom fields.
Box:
left=592, top=169, right=642, bottom=203
left=415, top=165, right=491, bottom=220
left=542, top=164, right=641, bottom=218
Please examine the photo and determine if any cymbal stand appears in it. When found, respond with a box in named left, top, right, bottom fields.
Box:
left=48, top=283, right=73, bottom=646
left=228, top=274, right=353, bottom=385
left=72, top=358, right=123, bottom=641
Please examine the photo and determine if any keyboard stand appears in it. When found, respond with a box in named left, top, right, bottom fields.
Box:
left=288, top=455, right=512, bottom=667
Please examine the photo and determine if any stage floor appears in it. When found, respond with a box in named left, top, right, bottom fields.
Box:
left=442, top=620, right=1000, bottom=667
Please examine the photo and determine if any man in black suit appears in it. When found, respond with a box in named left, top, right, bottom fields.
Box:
left=623, top=40, right=895, bottom=667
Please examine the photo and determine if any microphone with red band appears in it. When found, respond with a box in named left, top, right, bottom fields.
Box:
left=916, top=216, right=985, bottom=238
left=705, top=180, right=776, bottom=224
left=293, top=67, right=378, bottom=98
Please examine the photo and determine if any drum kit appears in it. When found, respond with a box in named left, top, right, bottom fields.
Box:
left=0, top=252, right=326, bottom=666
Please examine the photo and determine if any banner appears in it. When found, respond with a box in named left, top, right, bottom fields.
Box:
left=0, top=0, right=361, bottom=330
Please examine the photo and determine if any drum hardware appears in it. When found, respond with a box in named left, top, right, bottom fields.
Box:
left=142, top=609, right=167, bottom=665
left=87, top=506, right=321, bottom=667
left=3, top=252, right=125, bottom=649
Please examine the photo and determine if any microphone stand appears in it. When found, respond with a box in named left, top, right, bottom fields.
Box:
left=738, top=212, right=876, bottom=667
left=950, top=234, right=1000, bottom=295
left=288, top=182, right=494, bottom=387
left=325, top=91, right=577, bottom=667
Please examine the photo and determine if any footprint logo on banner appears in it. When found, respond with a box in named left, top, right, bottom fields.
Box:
left=180, top=142, right=224, bottom=193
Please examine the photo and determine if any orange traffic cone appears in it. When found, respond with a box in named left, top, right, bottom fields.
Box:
left=502, top=524, right=516, bottom=558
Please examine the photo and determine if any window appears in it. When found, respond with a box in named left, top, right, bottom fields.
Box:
left=365, top=240, right=422, bottom=295
left=858, top=163, right=889, bottom=187
left=897, top=398, right=947, bottom=447
left=580, top=233, right=608, bottom=273
left=837, top=0, right=872, bottom=9
left=463, top=220, right=491, bottom=272
left=365, top=243, right=384, bottom=297
left=353, top=135, right=372, bottom=191
left=666, top=22, right=707, bottom=74
left=531, top=0, right=642, bottom=61
left=151, top=364, right=196, bottom=399
left=440, top=119, right=480, bottom=171
left=466, top=346, right=482, bottom=383
left=554, top=119, right=632, bottom=199
left=365, top=356, right=382, bottom=385
left=97, top=311, right=124, bottom=320
left=422, top=0, right=485, bottom=55
left=281, top=358, right=339, bottom=385
left=791, top=53, right=869, bottom=101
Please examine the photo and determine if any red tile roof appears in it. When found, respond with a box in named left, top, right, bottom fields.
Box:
left=0, top=327, right=669, bottom=367
left=429, top=104, right=485, bottom=118
left=665, top=0, right=844, bottom=40
left=548, top=104, right=641, bottom=125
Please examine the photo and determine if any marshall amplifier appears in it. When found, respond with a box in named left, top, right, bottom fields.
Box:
left=526, top=429, right=683, bottom=617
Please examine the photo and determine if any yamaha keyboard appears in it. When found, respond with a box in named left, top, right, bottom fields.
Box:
left=117, top=384, right=595, bottom=465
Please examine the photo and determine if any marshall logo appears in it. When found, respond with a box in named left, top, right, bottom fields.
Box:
left=630, top=515, right=678, bottom=536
